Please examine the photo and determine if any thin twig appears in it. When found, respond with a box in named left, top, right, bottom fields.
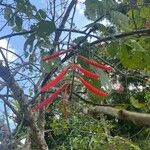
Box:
left=0, top=30, right=35, bottom=40
left=67, top=2, right=77, bottom=48
left=0, top=47, right=24, bottom=63
left=54, top=0, right=77, bottom=47
left=90, top=29, right=150, bottom=46
left=4, top=88, right=11, bottom=138
left=0, top=95, right=20, bottom=118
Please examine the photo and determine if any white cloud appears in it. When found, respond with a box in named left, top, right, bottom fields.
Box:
left=76, top=0, right=85, bottom=15
left=78, top=0, right=85, bottom=2
left=0, top=39, right=16, bottom=62
left=20, top=138, right=26, bottom=144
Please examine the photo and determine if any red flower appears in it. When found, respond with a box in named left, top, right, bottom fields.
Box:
left=62, top=85, right=69, bottom=118
left=40, top=67, right=69, bottom=92
left=42, top=49, right=73, bottom=61
left=77, top=75, right=108, bottom=97
left=71, top=64, right=100, bottom=78
left=78, top=55, right=112, bottom=71
left=32, top=84, right=68, bottom=112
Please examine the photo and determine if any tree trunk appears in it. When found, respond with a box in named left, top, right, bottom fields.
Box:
left=24, top=109, right=48, bottom=150
left=0, top=64, right=49, bottom=150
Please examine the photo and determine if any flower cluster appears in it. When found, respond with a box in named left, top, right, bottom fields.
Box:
left=32, top=49, right=112, bottom=112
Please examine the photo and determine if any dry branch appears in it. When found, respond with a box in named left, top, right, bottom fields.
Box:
left=82, top=105, right=150, bottom=126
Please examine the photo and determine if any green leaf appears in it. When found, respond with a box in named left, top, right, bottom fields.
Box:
left=35, top=39, right=52, bottom=49
left=13, top=25, right=22, bottom=32
left=84, top=0, right=117, bottom=21
left=73, top=36, right=86, bottom=44
left=24, top=34, right=35, bottom=52
left=127, top=39, right=146, bottom=52
left=130, top=96, right=145, bottom=109
left=26, top=8, right=33, bottom=18
left=15, top=16, right=23, bottom=28
left=11, top=100, right=20, bottom=110
left=106, top=42, right=119, bottom=57
left=41, top=60, right=52, bottom=73
left=24, top=51, right=29, bottom=58
left=118, top=44, right=131, bottom=68
left=37, top=20, right=56, bottom=37
left=145, top=92, right=150, bottom=101
left=16, top=0, right=26, bottom=10
left=4, top=7, right=13, bottom=19
left=140, top=6, right=150, bottom=19
left=118, top=39, right=150, bottom=70
left=84, top=0, right=98, bottom=20
left=128, top=9, right=144, bottom=28
left=139, top=36, right=150, bottom=50
left=85, top=23, right=106, bottom=32
left=111, top=10, right=130, bottom=31
left=35, top=12, right=42, bottom=21
left=38, top=9, right=47, bottom=19
left=137, top=0, right=144, bottom=5
left=40, top=51, right=60, bottom=73
left=4, top=7, right=14, bottom=26
left=8, top=18, right=14, bottom=26
left=30, top=24, right=37, bottom=31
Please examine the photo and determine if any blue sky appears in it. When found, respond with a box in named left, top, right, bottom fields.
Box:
left=0, top=0, right=89, bottom=56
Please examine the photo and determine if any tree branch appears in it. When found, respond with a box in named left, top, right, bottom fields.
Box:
left=0, top=95, right=20, bottom=118
left=0, top=63, right=31, bottom=124
left=81, top=105, right=150, bottom=126
left=0, top=2, right=15, bottom=9
left=90, top=28, right=150, bottom=46
left=0, top=30, right=34, bottom=40
left=0, top=28, right=149, bottom=43
left=54, top=0, right=77, bottom=45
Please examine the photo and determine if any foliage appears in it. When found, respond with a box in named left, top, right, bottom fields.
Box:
left=0, top=0, right=150, bottom=149
left=46, top=107, right=141, bottom=150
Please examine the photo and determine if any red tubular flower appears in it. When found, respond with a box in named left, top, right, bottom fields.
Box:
left=40, top=67, right=69, bottom=92
left=62, top=85, right=69, bottom=118
left=77, top=75, right=108, bottom=97
left=32, top=84, right=67, bottom=112
left=71, top=64, right=100, bottom=78
left=78, top=55, right=112, bottom=71
left=42, top=49, right=73, bottom=61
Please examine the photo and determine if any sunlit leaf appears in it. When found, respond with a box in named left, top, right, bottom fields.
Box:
left=130, top=96, right=146, bottom=109
left=37, top=20, right=56, bottom=37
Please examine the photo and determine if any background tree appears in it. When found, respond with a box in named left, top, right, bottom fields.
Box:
left=0, top=0, right=150, bottom=149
